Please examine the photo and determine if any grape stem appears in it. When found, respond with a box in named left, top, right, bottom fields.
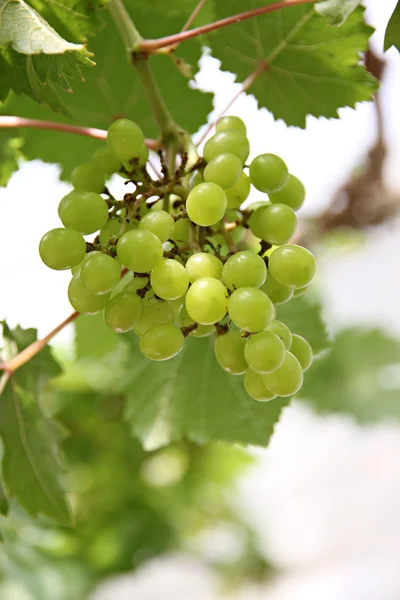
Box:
left=158, top=0, right=209, bottom=54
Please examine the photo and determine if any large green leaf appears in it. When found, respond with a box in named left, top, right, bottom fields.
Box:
left=0, top=478, right=8, bottom=516
left=0, top=130, right=21, bottom=186
left=384, top=0, right=400, bottom=52
left=209, top=1, right=377, bottom=127
left=315, top=0, right=362, bottom=25
left=276, top=295, right=331, bottom=355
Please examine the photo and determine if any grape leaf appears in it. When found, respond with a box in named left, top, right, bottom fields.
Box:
left=384, top=0, right=400, bottom=52
left=0, top=478, right=9, bottom=516
left=0, top=130, right=21, bottom=186
left=209, top=2, right=377, bottom=127
left=276, top=296, right=331, bottom=354
left=299, top=329, right=400, bottom=422
left=315, top=0, right=362, bottom=25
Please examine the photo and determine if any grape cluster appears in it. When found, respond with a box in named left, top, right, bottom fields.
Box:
left=39, top=115, right=316, bottom=402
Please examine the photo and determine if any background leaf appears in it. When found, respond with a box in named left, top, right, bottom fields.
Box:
left=384, top=0, right=400, bottom=52
left=315, top=0, right=362, bottom=25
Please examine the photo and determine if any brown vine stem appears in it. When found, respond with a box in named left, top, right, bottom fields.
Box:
left=0, top=116, right=160, bottom=151
left=161, top=0, right=209, bottom=53
left=139, top=0, right=318, bottom=52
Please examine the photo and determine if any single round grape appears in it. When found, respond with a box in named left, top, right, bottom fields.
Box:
left=204, top=153, right=242, bottom=189
left=186, top=277, right=228, bottom=325
left=269, top=174, right=305, bottom=211
left=68, top=273, right=111, bottom=314
left=293, top=283, right=311, bottom=298
left=225, top=172, right=251, bottom=209
left=290, top=334, right=313, bottom=371
left=39, top=228, right=86, bottom=271
left=249, top=203, right=297, bottom=245
left=185, top=252, right=223, bottom=283
left=267, top=320, right=292, bottom=350
left=107, top=118, right=145, bottom=164
left=70, top=250, right=98, bottom=276
left=58, top=191, right=109, bottom=235
left=262, top=351, right=303, bottom=397
left=70, top=164, right=105, bottom=194
left=186, top=182, right=227, bottom=226
left=139, top=210, right=175, bottom=242
left=222, top=251, right=266, bottom=289
left=124, top=275, right=149, bottom=294
left=260, top=275, right=294, bottom=305
left=189, top=323, right=215, bottom=338
left=117, top=229, right=163, bottom=273
left=216, top=116, right=247, bottom=136
left=104, top=292, right=143, bottom=333
left=99, top=218, right=121, bottom=244
left=179, top=305, right=195, bottom=327
left=228, top=288, right=275, bottom=332
left=190, top=170, right=203, bottom=188
left=81, top=253, right=121, bottom=294
left=245, top=331, right=286, bottom=374
left=92, top=147, right=121, bottom=175
left=134, top=297, right=174, bottom=337
left=203, top=130, right=250, bottom=164
left=171, top=218, right=190, bottom=244
left=140, top=323, right=184, bottom=361
left=214, top=331, right=248, bottom=374
left=269, top=245, right=317, bottom=288
left=150, top=259, right=189, bottom=300
left=244, top=368, right=277, bottom=402
left=249, top=154, right=289, bottom=193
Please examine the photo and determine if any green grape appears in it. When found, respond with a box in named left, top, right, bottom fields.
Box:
left=249, top=203, right=297, bottom=245
left=244, top=368, right=277, bottom=402
left=225, top=172, right=251, bottom=209
left=58, top=191, right=109, bottom=235
left=68, top=272, right=111, bottom=314
left=269, top=245, right=316, bottom=288
left=138, top=144, right=149, bottom=166
left=214, top=331, right=248, bottom=374
left=150, top=259, right=189, bottom=300
left=70, top=250, right=98, bottom=275
left=139, top=210, right=175, bottom=242
left=172, top=218, right=190, bottom=244
left=216, top=116, right=247, bottom=136
left=134, top=297, right=174, bottom=336
left=124, top=275, right=149, bottom=294
left=203, top=130, right=250, bottom=164
left=269, top=174, right=305, bottom=211
left=189, top=323, right=215, bottom=338
left=104, top=292, right=143, bottom=333
left=92, top=147, right=121, bottom=175
left=81, top=253, right=121, bottom=294
left=99, top=218, right=121, bottom=244
left=290, top=334, right=313, bottom=371
left=260, top=275, right=294, bottom=305
left=186, top=182, right=227, bottom=226
left=107, top=118, right=145, bottom=164
left=247, top=200, right=271, bottom=214
left=179, top=305, right=195, bottom=327
left=140, top=323, right=184, bottom=361
left=231, top=225, right=246, bottom=245
left=117, top=229, right=163, bottom=273
left=228, top=287, right=275, bottom=332
left=39, top=228, right=86, bottom=271
left=249, top=154, right=289, bottom=193
left=262, top=351, right=303, bottom=397
left=248, top=206, right=269, bottom=239
left=186, top=277, right=228, bottom=325
left=185, top=252, right=223, bottom=283
left=190, top=170, right=203, bottom=188
left=293, top=283, right=311, bottom=298
left=267, top=320, right=292, bottom=349
left=70, top=164, right=106, bottom=194
left=245, top=331, right=286, bottom=374
left=222, top=251, right=266, bottom=289
left=203, top=153, right=242, bottom=189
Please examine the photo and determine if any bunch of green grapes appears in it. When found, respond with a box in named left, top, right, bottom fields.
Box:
left=39, top=115, right=316, bottom=402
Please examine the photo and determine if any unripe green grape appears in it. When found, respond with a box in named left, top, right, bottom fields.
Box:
left=171, top=218, right=190, bottom=244
left=216, top=116, right=247, bottom=136
left=99, top=218, right=121, bottom=244
left=92, top=147, right=121, bottom=175
left=248, top=206, right=269, bottom=239
left=70, top=250, right=98, bottom=276
left=204, top=153, right=242, bottom=189
left=81, top=253, right=121, bottom=294
left=139, top=144, right=149, bottom=166
left=203, top=130, right=250, bottom=164
left=245, top=331, right=286, bottom=374
left=228, top=288, right=275, bottom=332
left=179, top=305, right=195, bottom=328
left=58, top=191, right=109, bottom=235
left=225, top=172, right=251, bottom=209
left=269, top=245, right=316, bottom=288
left=39, top=228, right=86, bottom=271
left=269, top=174, right=305, bottom=211
left=189, top=323, right=215, bottom=338
left=134, top=297, right=174, bottom=337
left=222, top=251, right=266, bottom=289
left=139, top=210, right=175, bottom=242
left=290, top=334, right=313, bottom=371
left=186, top=277, right=228, bottom=324
left=260, top=275, right=294, bottom=305
left=244, top=368, right=277, bottom=402
left=104, top=292, right=143, bottom=333
left=250, top=203, right=297, bottom=245
left=107, top=118, right=145, bottom=164
left=124, top=275, right=149, bottom=294
left=267, top=320, right=292, bottom=350
left=249, top=154, right=289, bottom=193
left=140, top=323, right=184, bottom=361
left=293, top=283, right=311, bottom=298
left=71, top=164, right=106, bottom=194
left=150, top=259, right=189, bottom=300
left=186, top=182, right=227, bottom=226
left=185, top=252, right=223, bottom=283
left=231, top=225, right=246, bottom=245
left=190, top=170, right=203, bottom=188
left=262, top=351, right=303, bottom=397
left=117, top=229, right=163, bottom=273
left=68, top=273, right=111, bottom=314
left=214, top=331, right=248, bottom=375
